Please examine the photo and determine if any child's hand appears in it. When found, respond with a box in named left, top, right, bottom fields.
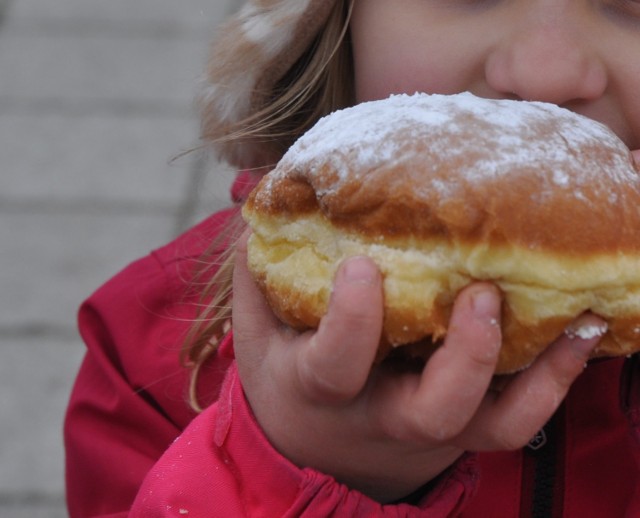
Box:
left=232, top=231, right=602, bottom=503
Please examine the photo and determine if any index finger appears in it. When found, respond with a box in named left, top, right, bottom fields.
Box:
left=374, top=283, right=502, bottom=442
left=297, top=256, right=384, bottom=404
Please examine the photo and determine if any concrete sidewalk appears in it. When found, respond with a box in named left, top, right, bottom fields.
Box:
left=0, top=1, right=239, bottom=515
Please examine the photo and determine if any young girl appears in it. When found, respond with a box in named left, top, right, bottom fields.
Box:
left=65, top=0, right=640, bottom=516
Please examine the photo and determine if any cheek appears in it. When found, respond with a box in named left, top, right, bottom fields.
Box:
left=349, top=0, right=483, bottom=104
left=620, top=74, right=640, bottom=150
left=354, top=54, right=468, bottom=104
left=352, top=30, right=476, bottom=103
left=596, top=41, right=640, bottom=150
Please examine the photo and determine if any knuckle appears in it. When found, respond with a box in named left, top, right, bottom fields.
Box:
left=329, top=271, right=383, bottom=334
left=491, top=423, right=535, bottom=451
left=330, top=296, right=380, bottom=334
left=467, top=344, right=501, bottom=370
left=408, top=410, right=466, bottom=443
left=495, top=435, right=526, bottom=451
left=298, top=352, right=359, bottom=403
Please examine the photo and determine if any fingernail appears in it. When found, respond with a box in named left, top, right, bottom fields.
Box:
left=340, top=256, right=379, bottom=286
left=471, top=286, right=500, bottom=323
left=565, top=315, right=607, bottom=340
left=565, top=313, right=607, bottom=354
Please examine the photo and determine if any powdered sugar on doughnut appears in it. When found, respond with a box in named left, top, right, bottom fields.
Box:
left=258, top=92, right=636, bottom=205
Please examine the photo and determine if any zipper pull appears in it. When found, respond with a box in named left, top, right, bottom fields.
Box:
left=527, top=427, right=548, bottom=451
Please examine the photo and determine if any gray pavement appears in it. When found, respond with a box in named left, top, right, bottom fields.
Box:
left=0, top=1, right=240, bottom=515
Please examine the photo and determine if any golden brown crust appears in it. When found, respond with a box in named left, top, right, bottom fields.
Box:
left=242, top=93, right=640, bottom=372
left=246, top=94, right=640, bottom=254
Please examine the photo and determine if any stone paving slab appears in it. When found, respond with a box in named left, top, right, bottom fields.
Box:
left=0, top=28, right=209, bottom=108
left=0, top=210, right=179, bottom=330
left=0, top=0, right=242, bottom=514
left=186, top=154, right=237, bottom=227
left=9, top=0, right=237, bottom=27
left=0, top=338, right=85, bottom=495
left=0, top=112, right=198, bottom=204
left=0, top=501, right=67, bottom=518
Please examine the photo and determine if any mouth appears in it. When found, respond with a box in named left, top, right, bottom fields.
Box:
left=561, top=100, right=638, bottom=152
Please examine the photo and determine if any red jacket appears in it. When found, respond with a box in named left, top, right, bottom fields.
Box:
left=65, top=174, right=640, bottom=517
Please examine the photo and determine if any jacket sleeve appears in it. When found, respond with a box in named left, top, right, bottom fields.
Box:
left=64, top=211, right=236, bottom=518
left=130, top=352, right=479, bottom=518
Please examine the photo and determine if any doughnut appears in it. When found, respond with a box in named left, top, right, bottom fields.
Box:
left=241, top=92, right=640, bottom=373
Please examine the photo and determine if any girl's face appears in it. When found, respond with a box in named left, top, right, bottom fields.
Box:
left=350, top=0, right=640, bottom=150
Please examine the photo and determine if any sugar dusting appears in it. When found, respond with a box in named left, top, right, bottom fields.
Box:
left=565, top=322, right=608, bottom=340
left=257, top=92, right=635, bottom=204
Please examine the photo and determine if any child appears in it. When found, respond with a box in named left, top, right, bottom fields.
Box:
left=65, top=0, right=640, bottom=516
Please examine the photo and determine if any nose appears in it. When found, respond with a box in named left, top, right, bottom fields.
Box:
left=485, top=14, right=607, bottom=105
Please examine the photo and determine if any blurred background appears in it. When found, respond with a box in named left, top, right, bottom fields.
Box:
left=0, top=0, right=240, bottom=515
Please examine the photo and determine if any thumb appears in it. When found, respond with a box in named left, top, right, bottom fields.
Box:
left=298, top=256, right=384, bottom=403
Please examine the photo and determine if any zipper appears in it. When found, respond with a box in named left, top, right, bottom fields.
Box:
left=520, top=408, right=565, bottom=518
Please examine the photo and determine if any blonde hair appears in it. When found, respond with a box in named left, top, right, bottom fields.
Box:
left=182, top=0, right=355, bottom=411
